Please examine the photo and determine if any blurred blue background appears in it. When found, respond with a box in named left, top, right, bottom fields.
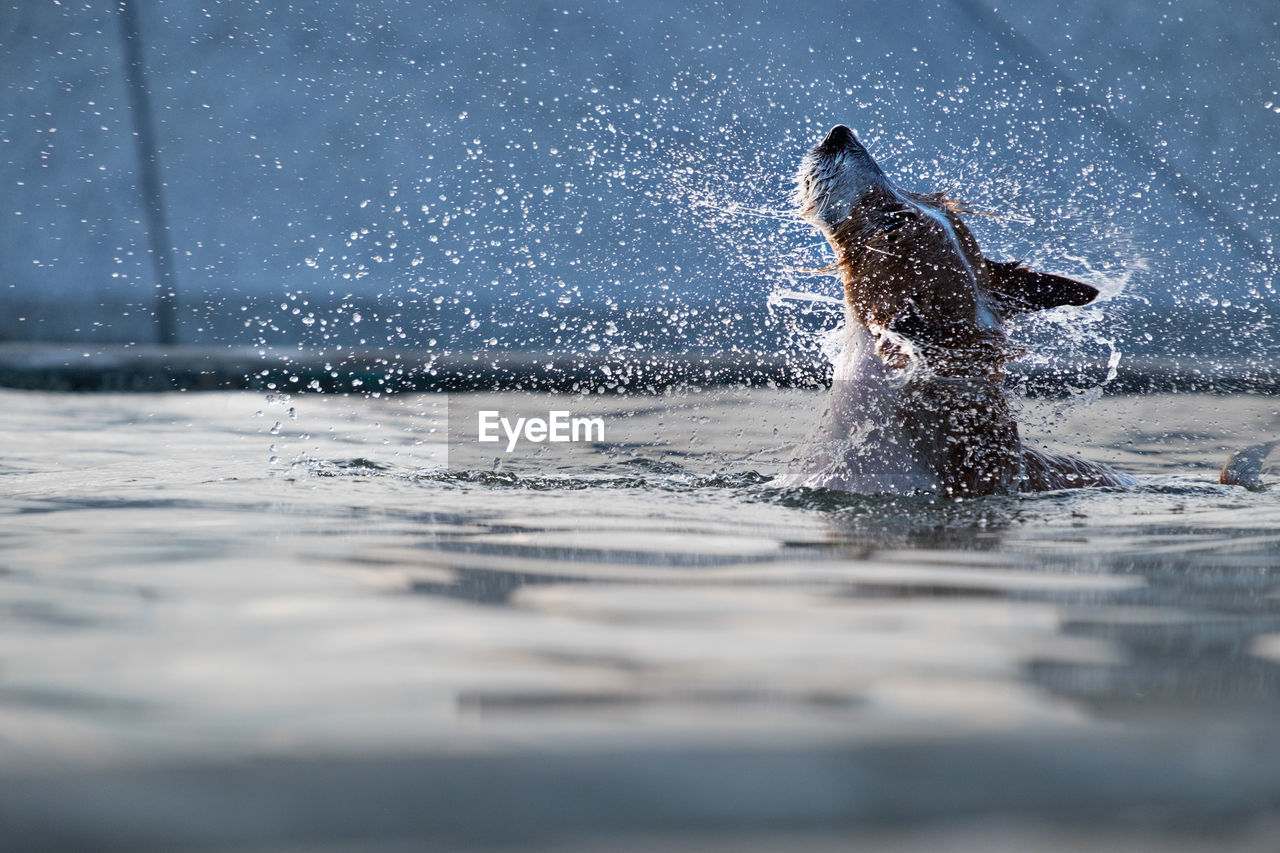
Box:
left=3, top=0, right=1277, bottom=356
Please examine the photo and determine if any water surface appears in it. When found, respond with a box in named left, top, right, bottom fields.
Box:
left=3, top=387, right=1280, bottom=849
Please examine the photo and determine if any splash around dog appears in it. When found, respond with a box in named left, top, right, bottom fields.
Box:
left=778, top=125, right=1271, bottom=497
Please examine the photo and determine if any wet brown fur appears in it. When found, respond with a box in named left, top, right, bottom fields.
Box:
left=819, top=187, right=1009, bottom=378
left=802, top=152, right=1125, bottom=497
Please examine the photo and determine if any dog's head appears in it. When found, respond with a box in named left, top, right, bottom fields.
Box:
left=796, top=125, right=1099, bottom=377
left=795, top=125, right=891, bottom=228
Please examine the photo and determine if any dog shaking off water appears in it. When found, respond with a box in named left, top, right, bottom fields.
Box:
left=779, top=124, right=1147, bottom=497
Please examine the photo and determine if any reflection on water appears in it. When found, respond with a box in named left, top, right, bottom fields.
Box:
left=2, top=388, right=1280, bottom=846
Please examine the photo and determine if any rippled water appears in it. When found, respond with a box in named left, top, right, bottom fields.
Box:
left=3, top=387, right=1280, bottom=849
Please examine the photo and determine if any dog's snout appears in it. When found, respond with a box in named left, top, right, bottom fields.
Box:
left=822, top=125, right=855, bottom=149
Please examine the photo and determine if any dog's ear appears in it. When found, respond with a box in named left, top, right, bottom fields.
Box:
left=987, top=260, right=1099, bottom=316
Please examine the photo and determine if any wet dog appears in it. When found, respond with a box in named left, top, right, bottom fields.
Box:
left=779, top=125, right=1137, bottom=497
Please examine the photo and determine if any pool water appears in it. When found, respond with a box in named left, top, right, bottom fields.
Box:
left=3, top=387, right=1280, bottom=849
